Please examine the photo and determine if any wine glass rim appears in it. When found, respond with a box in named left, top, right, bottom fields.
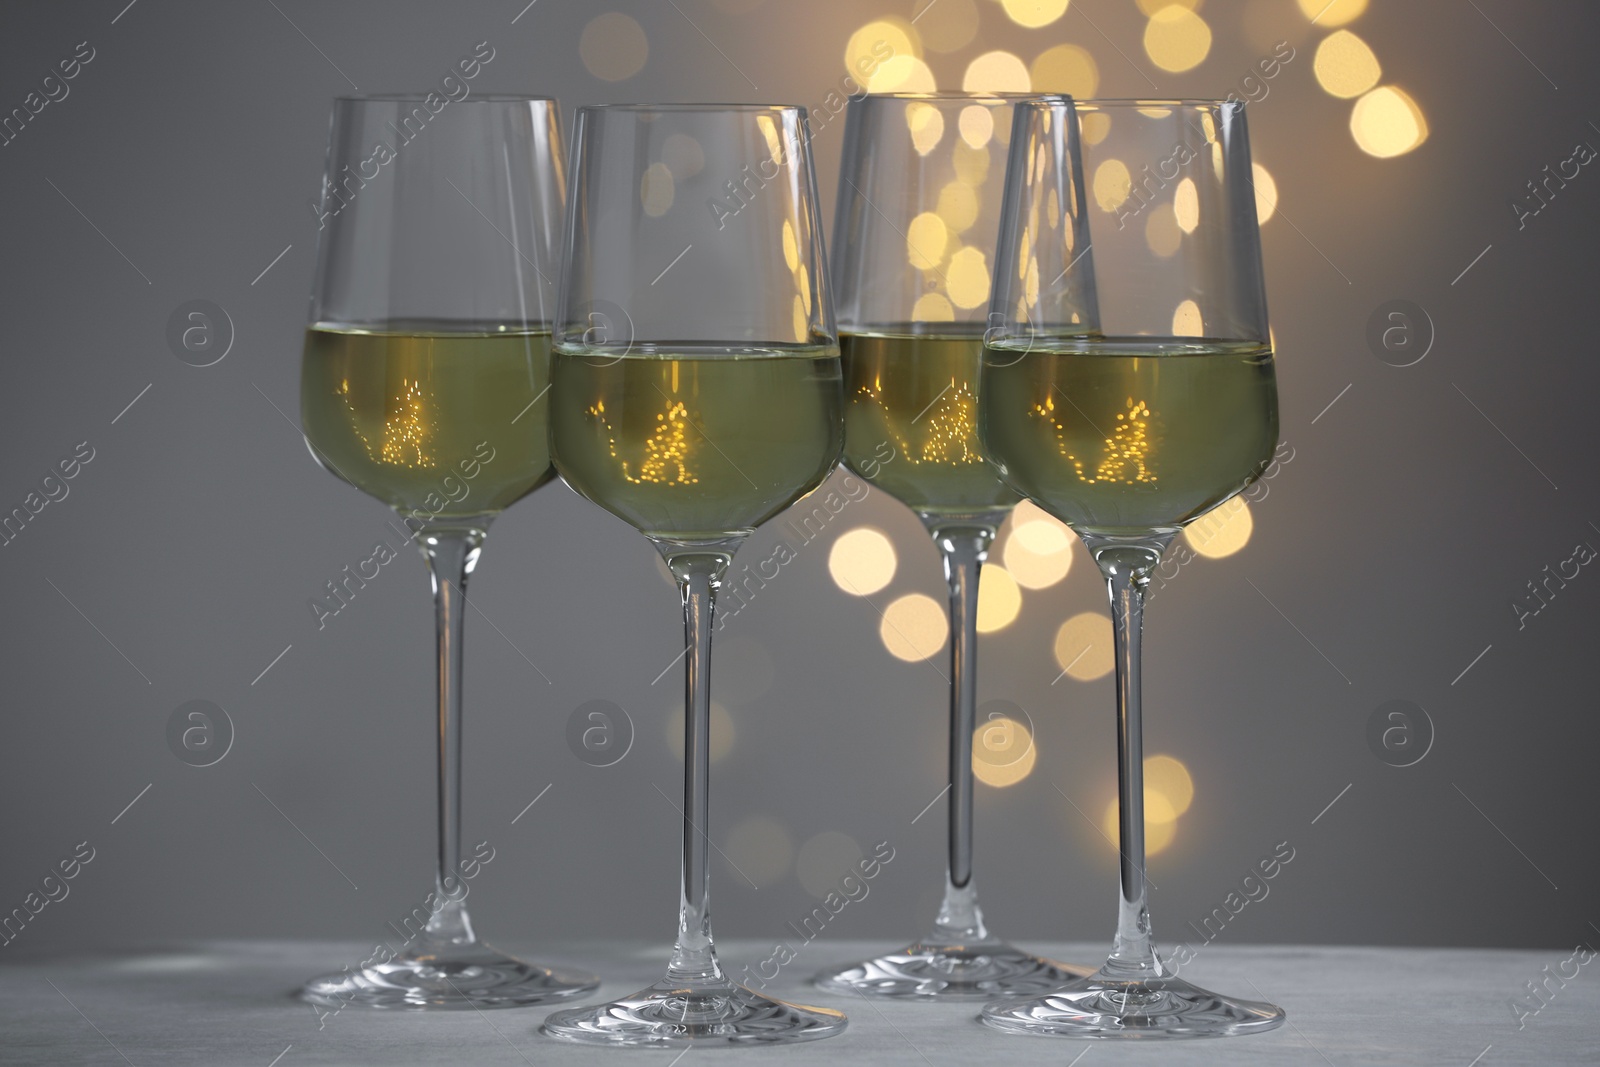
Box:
left=333, top=93, right=559, bottom=103
left=853, top=91, right=1048, bottom=100
left=1029, top=97, right=1240, bottom=109
left=577, top=102, right=807, bottom=113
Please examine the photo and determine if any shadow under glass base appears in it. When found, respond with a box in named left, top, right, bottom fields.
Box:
left=300, top=943, right=599, bottom=1011
left=542, top=979, right=847, bottom=1047
left=814, top=939, right=1091, bottom=1000
left=980, top=971, right=1285, bottom=1039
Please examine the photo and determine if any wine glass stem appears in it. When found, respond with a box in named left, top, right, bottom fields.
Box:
left=418, top=524, right=487, bottom=947
left=666, top=551, right=731, bottom=985
left=1087, top=534, right=1172, bottom=981
left=927, top=522, right=998, bottom=943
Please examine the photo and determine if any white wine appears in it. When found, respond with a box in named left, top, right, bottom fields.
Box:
left=550, top=347, right=842, bottom=542
left=980, top=338, right=1278, bottom=535
left=842, top=330, right=1019, bottom=519
left=301, top=325, right=554, bottom=519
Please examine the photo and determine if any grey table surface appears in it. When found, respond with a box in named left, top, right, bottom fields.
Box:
left=1, top=940, right=1595, bottom=1066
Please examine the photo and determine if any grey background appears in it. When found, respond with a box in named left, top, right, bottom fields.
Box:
left=0, top=0, right=1595, bottom=970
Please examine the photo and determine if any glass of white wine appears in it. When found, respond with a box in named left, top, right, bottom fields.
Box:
left=978, top=99, right=1286, bottom=1038
left=540, top=104, right=848, bottom=1047
left=814, top=92, right=1089, bottom=1000
left=298, top=95, right=598, bottom=1010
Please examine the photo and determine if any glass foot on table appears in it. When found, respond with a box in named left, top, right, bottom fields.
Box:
left=300, top=943, right=598, bottom=1011
left=980, top=972, right=1285, bottom=1039
left=815, top=940, right=1091, bottom=999
left=542, top=979, right=847, bottom=1047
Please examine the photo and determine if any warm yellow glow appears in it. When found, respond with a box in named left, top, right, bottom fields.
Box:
left=756, top=114, right=784, bottom=166
left=724, top=815, right=793, bottom=887
left=1080, top=111, right=1112, bottom=146
left=907, top=211, right=949, bottom=271
left=919, top=0, right=980, bottom=53
left=973, top=715, right=1036, bottom=787
left=668, top=700, right=734, bottom=762
left=1054, top=612, right=1114, bottom=680
left=1030, top=43, right=1099, bottom=99
left=1143, top=5, right=1211, bottom=73
left=1298, top=0, right=1367, bottom=27
left=1183, top=496, right=1252, bottom=558
left=1145, top=203, right=1182, bottom=257
left=1136, top=0, right=1200, bottom=13
left=781, top=220, right=799, bottom=273
left=1145, top=754, right=1195, bottom=816
left=846, top=19, right=919, bottom=78
left=958, top=104, right=995, bottom=149
left=963, top=50, right=1031, bottom=94
left=1173, top=177, right=1199, bottom=233
left=792, top=294, right=808, bottom=343
left=1102, top=795, right=1178, bottom=856
left=952, top=139, right=991, bottom=185
left=662, top=133, right=704, bottom=179
left=881, top=593, right=949, bottom=662
left=1092, top=158, right=1132, bottom=213
left=936, top=181, right=980, bottom=233
left=579, top=13, right=649, bottom=81
left=1314, top=29, right=1380, bottom=98
left=945, top=246, right=991, bottom=309
left=1172, top=299, right=1203, bottom=337
left=1351, top=85, right=1429, bottom=158
left=1003, top=503, right=1074, bottom=589
left=869, top=55, right=937, bottom=93
left=912, top=292, right=956, bottom=322
left=796, top=831, right=862, bottom=899
left=1000, top=0, right=1069, bottom=29
left=1252, top=162, right=1278, bottom=223
left=906, top=101, right=945, bottom=156
left=829, top=527, right=897, bottom=596
left=641, top=162, right=674, bottom=217
left=977, top=565, right=1022, bottom=633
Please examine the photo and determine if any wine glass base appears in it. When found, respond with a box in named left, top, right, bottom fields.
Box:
left=300, top=944, right=598, bottom=1011
left=980, top=972, right=1285, bottom=1039
left=542, top=980, right=847, bottom=1047
left=814, top=940, right=1091, bottom=999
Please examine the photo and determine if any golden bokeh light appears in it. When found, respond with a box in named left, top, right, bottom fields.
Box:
left=977, top=564, right=1022, bottom=633
left=668, top=700, right=735, bottom=762
left=870, top=55, right=938, bottom=93
left=952, top=139, right=991, bottom=185
left=1092, top=158, right=1132, bottom=213
left=1173, top=176, right=1200, bottom=233
left=881, top=593, right=948, bottom=662
left=1252, top=162, right=1278, bottom=223
left=1080, top=111, right=1112, bottom=145
left=1000, top=0, right=1069, bottom=29
left=919, top=0, right=980, bottom=53
left=1145, top=754, right=1195, bottom=816
left=1142, top=5, right=1212, bottom=74
left=963, top=50, right=1031, bottom=94
left=906, top=211, right=950, bottom=271
left=579, top=13, right=649, bottom=81
left=945, top=246, right=991, bottom=309
left=641, top=162, right=674, bottom=217
left=1314, top=29, right=1381, bottom=99
left=829, top=527, right=898, bottom=596
left=936, top=181, right=980, bottom=233
left=1102, top=794, right=1178, bottom=856
left=973, top=715, right=1036, bottom=787
left=1351, top=85, right=1429, bottom=158
left=1004, top=502, right=1074, bottom=589
left=1183, top=496, right=1252, bottom=558
left=1030, top=43, right=1099, bottom=99
left=958, top=104, right=995, bottom=149
left=906, top=101, right=946, bottom=156
left=1298, top=0, right=1367, bottom=27
left=796, top=831, right=862, bottom=899
left=1145, top=202, right=1182, bottom=257
left=781, top=220, right=799, bottom=273
left=912, top=291, right=956, bottom=322
left=724, top=815, right=794, bottom=887
left=1054, top=611, right=1114, bottom=680
left=846, top=19, right=919, bottom=77
left=1171, top=299, right=1204, bottom=337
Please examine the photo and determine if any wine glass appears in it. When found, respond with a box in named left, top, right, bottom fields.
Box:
left=297, top=95, right=598, bottom=1010
left=814, top=92, right=1089, bottom=1000
left=977, top=98, right=1285, bottom=1038
left=540, top=104, right=847, bottom=1047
